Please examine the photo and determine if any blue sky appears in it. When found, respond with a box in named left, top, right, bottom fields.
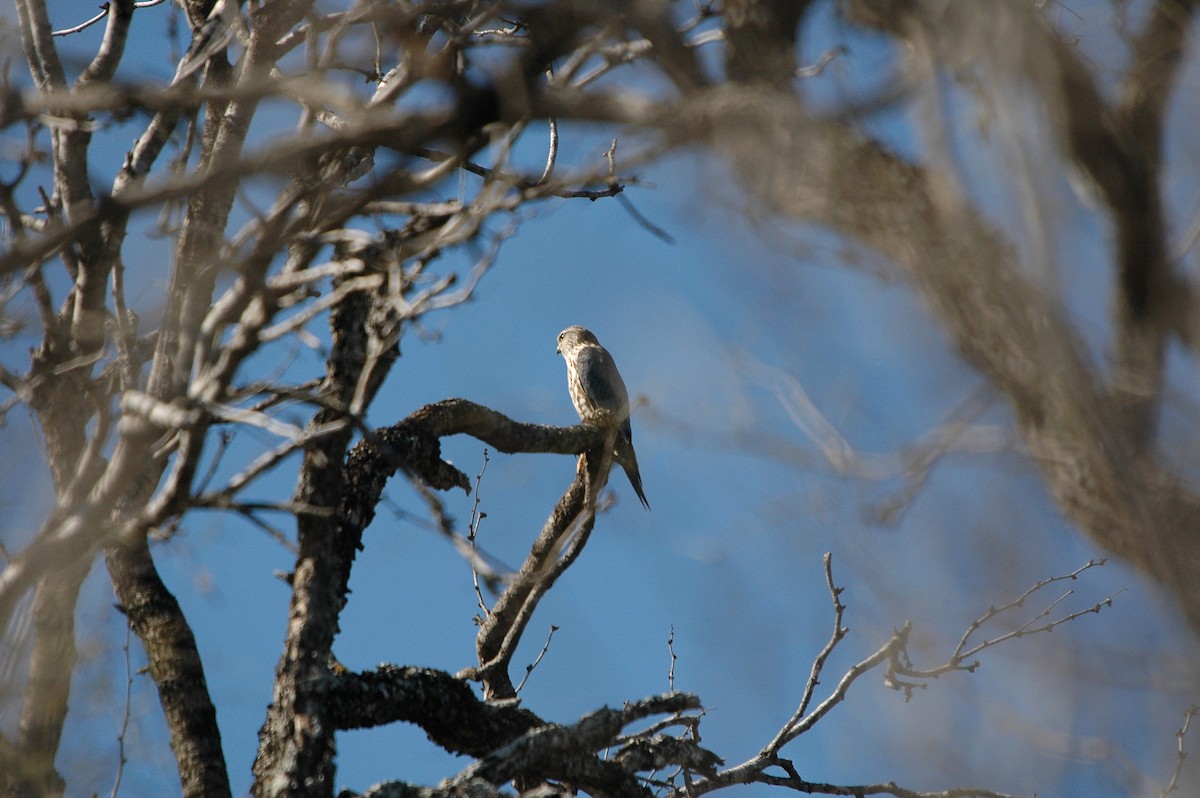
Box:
left=3, top=2, right=1200, bottom=797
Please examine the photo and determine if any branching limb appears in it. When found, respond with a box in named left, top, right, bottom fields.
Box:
left=251, top=389, right=618, bottom=792
left=331, top=672, right=707, bottom=798
left=887, top=563, right=1119, bottom=693
left=466, top=428, right=617, bottom=699
left=690, top=559, right=1114, bottom=798
left=453, top=692, right=704, bottom=797
left=950, top=559, right=1111, bottom=665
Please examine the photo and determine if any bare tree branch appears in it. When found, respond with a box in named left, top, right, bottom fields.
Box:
left=690, top=558, right=1112, bottom=798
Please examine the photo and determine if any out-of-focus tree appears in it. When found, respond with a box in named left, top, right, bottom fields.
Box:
left=1, top=1, right=1198, bottom=797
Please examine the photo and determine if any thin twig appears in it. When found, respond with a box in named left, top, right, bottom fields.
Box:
left=785, top=553, right=847, bottom=738
left=469, top=450, right=491, bottom=613
left=757, top=554, right=851, bottom=756
left=1160, top=704, right=1200, bottom=797
left=667, top=625, right=677, bottom=693
left=514, top=624, right=558, bottom=694
left=407, top=480, right=512, bottom=591
left=953, top=559, right=1107, bottom=662
left=109, top=617, right=134, bottom=798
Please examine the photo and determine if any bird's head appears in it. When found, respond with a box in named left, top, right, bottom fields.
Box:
left=556, top=325, right=599, bottom=356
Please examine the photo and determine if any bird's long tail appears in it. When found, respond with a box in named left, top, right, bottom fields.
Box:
left=615, top=440, right=650, bottom=511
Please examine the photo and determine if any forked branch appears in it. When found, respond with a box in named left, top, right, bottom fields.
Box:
left=688, top=557, right=1116, bottom=798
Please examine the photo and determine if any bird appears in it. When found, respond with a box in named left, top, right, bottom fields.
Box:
left=556, top=326, right=650, bottom=510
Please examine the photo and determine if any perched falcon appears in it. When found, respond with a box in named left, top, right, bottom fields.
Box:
left=556, top=326, right=650, bottom=510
